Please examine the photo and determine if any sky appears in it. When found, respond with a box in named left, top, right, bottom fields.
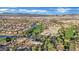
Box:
left=0, top=7, right=79, bottom=15
left=0, top=0, right=78, bottom=15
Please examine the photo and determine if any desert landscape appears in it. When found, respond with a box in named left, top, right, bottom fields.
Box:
left=0, top=14, right=79, bottom=51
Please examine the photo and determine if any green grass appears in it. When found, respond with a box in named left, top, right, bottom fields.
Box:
left=0, top=38, right=6, bottom=42
left=0, top=37, right=16, bottom=43
left=26, top=22, right=45, bottom=38
left=65, top=26, right=76, bottom=39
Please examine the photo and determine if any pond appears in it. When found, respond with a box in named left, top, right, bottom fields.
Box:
left=0, top=35, right=17, bottom=38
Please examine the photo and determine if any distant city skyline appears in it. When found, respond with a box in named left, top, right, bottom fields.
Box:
left=0, top=7, right=79, bottom=15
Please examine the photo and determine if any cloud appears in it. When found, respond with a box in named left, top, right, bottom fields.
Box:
left=57, top=8, right=70, bottom=13
left=30, top=10, right=47, bottom=13
left=19, top=9, right=28, bottom=12
left=19, top=9, right=47, bottom=13
left=0, top=9, right=9, bottom=14
left=0, top=8, right=18, bottom=14
left=0, top=8, right=48, bottom=14
left=0, top=9, right=8, bottom=11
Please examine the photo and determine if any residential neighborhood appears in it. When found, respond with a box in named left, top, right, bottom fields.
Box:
left=0, top=14, right=79, bottom=51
